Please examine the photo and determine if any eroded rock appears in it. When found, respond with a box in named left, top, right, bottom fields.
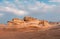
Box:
left=5, top=16, right=51, bottom=28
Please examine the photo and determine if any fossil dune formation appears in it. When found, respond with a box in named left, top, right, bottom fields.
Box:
left=0, top=16, right=60, bottom=30
left=0, top=16, right=60, bottom=39
left=0, top=16, right=52, bottom=29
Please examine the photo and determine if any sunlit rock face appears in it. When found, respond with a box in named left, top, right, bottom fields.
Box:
left=24, top=16, right=37, bottom=21
left=7, top=21, right=13, bottom=26
left=12, top=18, right=24, bottom=23
left=43, top=20, right=51, bottom=26
left=24, top=16, right=42, bottom=25
left=7, top=18, right=26, bottom=28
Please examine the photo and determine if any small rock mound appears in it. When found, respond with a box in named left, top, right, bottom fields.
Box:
left=24, top=16, right=37, bottom=21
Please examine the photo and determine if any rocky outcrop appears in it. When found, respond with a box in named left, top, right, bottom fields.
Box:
left=43, top=20, right=50, bottom=26
left=7, top=18, right=27, bottom=28
left=6, top=16, right=51, bottom=28
left=24, top=16, right=42, bottom=25
left=24, top=16, right=37, bottom=21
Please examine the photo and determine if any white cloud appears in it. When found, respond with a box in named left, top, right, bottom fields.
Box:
left=0, top=7, right=28, bottom=16
left=0, top=0, right=59, bottom=15
left=49, top=0, right=60, bottom=2
left=0, top=13, right=4, bottom=17
left=27, top=1, right=56, bottom=13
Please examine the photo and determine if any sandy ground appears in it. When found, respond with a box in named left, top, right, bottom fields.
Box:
left=0, top=26, right=60, bottom=39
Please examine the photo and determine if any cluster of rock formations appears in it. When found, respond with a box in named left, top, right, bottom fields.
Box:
left=6, top=16, right=50, bottom=28
left=0, top=16, right=60, bottom=29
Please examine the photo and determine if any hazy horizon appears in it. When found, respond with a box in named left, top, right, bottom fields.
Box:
left=0, top=0, right=60, bottom=24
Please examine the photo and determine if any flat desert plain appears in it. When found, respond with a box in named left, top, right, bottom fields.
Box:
left=0, top=25, right=60, bottom=39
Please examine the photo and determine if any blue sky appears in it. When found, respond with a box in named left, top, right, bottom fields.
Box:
left=0, top=0, right=60, bottom=24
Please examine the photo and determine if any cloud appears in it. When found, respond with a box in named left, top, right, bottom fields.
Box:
left=27, top=1, right=56, bottom=13
left=0, top=13, right=4, bottom=17
left=0, top=0, right=59, bottom=15
left=49, top=0, right=60, bottom=2
left=0, top=7, right=28, bottom=16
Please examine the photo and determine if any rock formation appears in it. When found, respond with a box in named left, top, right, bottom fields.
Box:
left=7, top=18, right=27, bottom=28
left=24, top=16, right=37, bottom=21
left=24, top=16, right=42, bottom=25
left=6, top=16, right=51, bottom=28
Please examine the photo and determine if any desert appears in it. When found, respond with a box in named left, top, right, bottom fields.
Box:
left=0, top=16, right=60, bottom=39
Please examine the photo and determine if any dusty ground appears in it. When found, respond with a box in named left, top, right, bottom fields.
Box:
left=0, top=26, right=60, bottom=39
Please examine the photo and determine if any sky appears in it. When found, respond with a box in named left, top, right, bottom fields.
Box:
left=0, top=0, right=60, bottom=24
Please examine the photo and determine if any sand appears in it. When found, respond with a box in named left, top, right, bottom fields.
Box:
left=0, top=25, right=60, bottom=39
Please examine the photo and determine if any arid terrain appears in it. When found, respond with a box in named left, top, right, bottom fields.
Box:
left=0, top=25, right=60, bottom=39
left=0, top=16, right=60, bottom=39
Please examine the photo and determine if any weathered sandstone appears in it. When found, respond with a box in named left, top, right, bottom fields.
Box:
left=6, top=16, right=51, bottom=29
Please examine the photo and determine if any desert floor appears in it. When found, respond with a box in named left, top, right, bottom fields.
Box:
left=0, top=26, right=60, bottom=39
